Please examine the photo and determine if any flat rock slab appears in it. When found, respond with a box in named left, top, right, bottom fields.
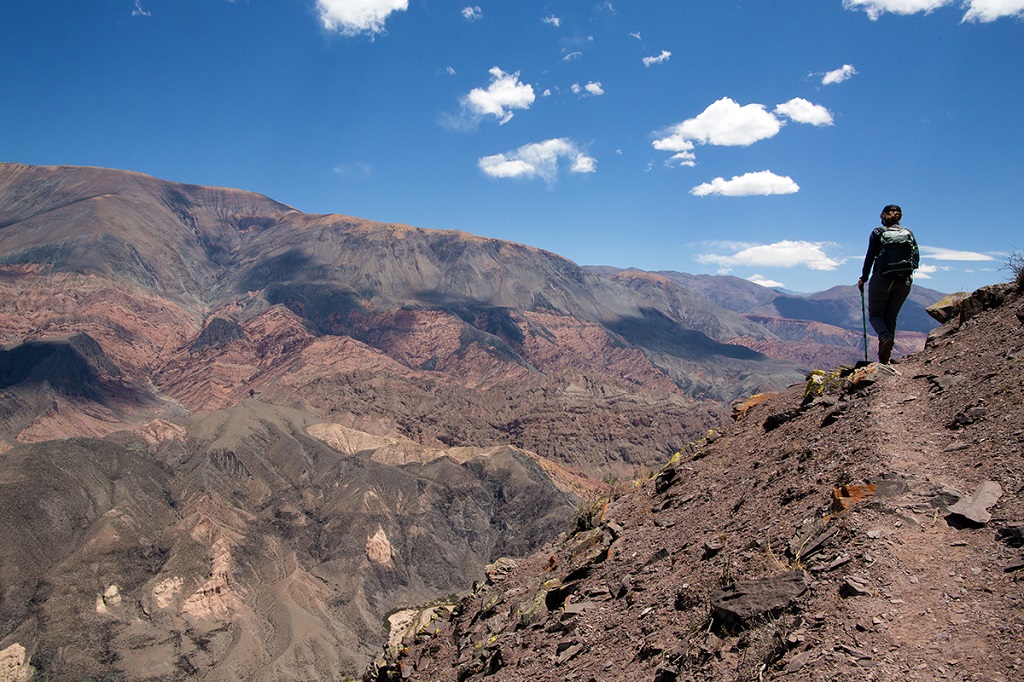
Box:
left=948, top=480, right=1003, bottom=525
left=711, top=570, right=809, bottom=627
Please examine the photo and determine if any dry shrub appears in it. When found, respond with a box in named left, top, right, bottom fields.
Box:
left=1004, top=250, right=1024, bottom=291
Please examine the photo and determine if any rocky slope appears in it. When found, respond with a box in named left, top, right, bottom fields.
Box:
left=368, top=283, right=1024, bottom=682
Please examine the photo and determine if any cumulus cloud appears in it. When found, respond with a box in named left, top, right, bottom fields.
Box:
left=653, top=97, right=832, bottom=166
left=915, top=264, right=938, bottom=278
left=774, top=98, right=834, bottom=126
left=572, top=81, right=605, bottom=96
left=919, top=246, right=997, bottom=261
left=668, top=151, right=697, bottom=167
left=822, top=64, right=858, bottom=85
left=643, top=50, right=672, bottom=67
left=462, top=67, right=536, bottom=125
left=317, top=0, right=408, bottom=35
left=698, top=240, right=844, bottom=272
left=479, top=138, right=597, bottom=183
left=844, top=0, right=1024, bottom=21
left=691, top=171, right=800, bottom=197
left=462, top=6, right=482, bottom=21
left=748, top=274, right=786, bottom=288
left=543, top=15, right=562, bottom=26
left=654, top=98, right=783, bottom=150
left=842, top=0, right=952, bottom=20
left=962, top=0, right=1024, bottom=22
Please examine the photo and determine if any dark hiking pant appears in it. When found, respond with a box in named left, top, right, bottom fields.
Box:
left=867, top=271, right=913, bottom=341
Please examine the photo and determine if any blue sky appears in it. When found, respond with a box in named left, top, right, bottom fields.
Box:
left=2, top=1, right=1022, bottom=294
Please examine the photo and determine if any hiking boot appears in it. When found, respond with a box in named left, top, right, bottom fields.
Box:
left=878, top=335, right=894, bottom=364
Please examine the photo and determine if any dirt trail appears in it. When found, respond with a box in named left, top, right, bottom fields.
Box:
left=831, top=357, right=1022, bottom=681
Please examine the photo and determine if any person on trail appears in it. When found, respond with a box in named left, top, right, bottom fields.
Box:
left=857, top=204, right=920, bottom=364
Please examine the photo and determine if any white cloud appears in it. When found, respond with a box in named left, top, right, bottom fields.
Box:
left=697, top=240, right=844, bottom=271
left=668, top=151, right=697, bottom=168
left=915, top=263, right=938, bottom=278
left=643, top=50, right=672, bottom=67
left=654, top=98, right=783, bottom=151
left=630, top=31, right=642, bottom=40
left=962, top=0, right=1024, bottom=22
left=543, top=15, right=562, bottom=27
left=571, top=153, right=597, bottom=174
left=563, top=51, right=582, bottom=62
left=844, top=0, right=1024, bottom=21
left=132, top=0, right=151, bottom=17
left=317, top=0, right=409, bottom=36
left=479, top=138, right=597, bottom=183
left=462, top=67, right=536, bottom=125
left=653, top=97, right=832, bottom=165
left=462, top=6, right=483, bottom=21
left=748, top=274, right=786, bottom=288
left=774, top=98, right=834, bottom=126
left=690, top=171, right=800, bottom=197
left=822, top=64, right=858, bottom=85
left=446, top=66, right=456, bottom=76
left=573, top=81, right=605, bottom=96
left=920, top=246, right=997, bottom=261
left=842, top=0, right=952, bottom=20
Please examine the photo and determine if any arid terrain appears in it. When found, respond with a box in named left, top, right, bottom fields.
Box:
left=369, top=283, right=1024, bottom=682
left=0, top=163, right=953, bottom=680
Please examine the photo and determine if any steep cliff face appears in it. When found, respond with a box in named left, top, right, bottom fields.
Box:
left=370, top=284, right=1024, bottom=682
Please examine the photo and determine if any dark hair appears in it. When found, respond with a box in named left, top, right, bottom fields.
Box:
left=881, top=204, right=902, bottom=226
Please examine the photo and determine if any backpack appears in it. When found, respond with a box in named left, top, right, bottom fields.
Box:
left=876, top=226, right=918, bottom=276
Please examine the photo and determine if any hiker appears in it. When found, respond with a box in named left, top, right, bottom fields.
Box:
left=857, top=204, right=920, bottom=364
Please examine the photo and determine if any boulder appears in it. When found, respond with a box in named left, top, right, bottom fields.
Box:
left=926, top=292, right=971, bottom=324
left=928, top=284, right=1015, bottom=325
left=711, top=571, right=809, bottom=627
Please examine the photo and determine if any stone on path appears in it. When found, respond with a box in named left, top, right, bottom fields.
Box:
left=948, top=480, right=1002, bottom=525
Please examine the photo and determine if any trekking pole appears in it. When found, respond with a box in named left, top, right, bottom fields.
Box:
left=860, top=286, right=869, bottom=363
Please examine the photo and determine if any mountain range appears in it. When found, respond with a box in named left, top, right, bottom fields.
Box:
left=0, top=163, right=948, bottom=680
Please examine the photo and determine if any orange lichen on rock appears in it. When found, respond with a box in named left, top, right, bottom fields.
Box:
left=731, top=392, right=777, bottom=420
left=831, top=483, right=878, bottom=511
